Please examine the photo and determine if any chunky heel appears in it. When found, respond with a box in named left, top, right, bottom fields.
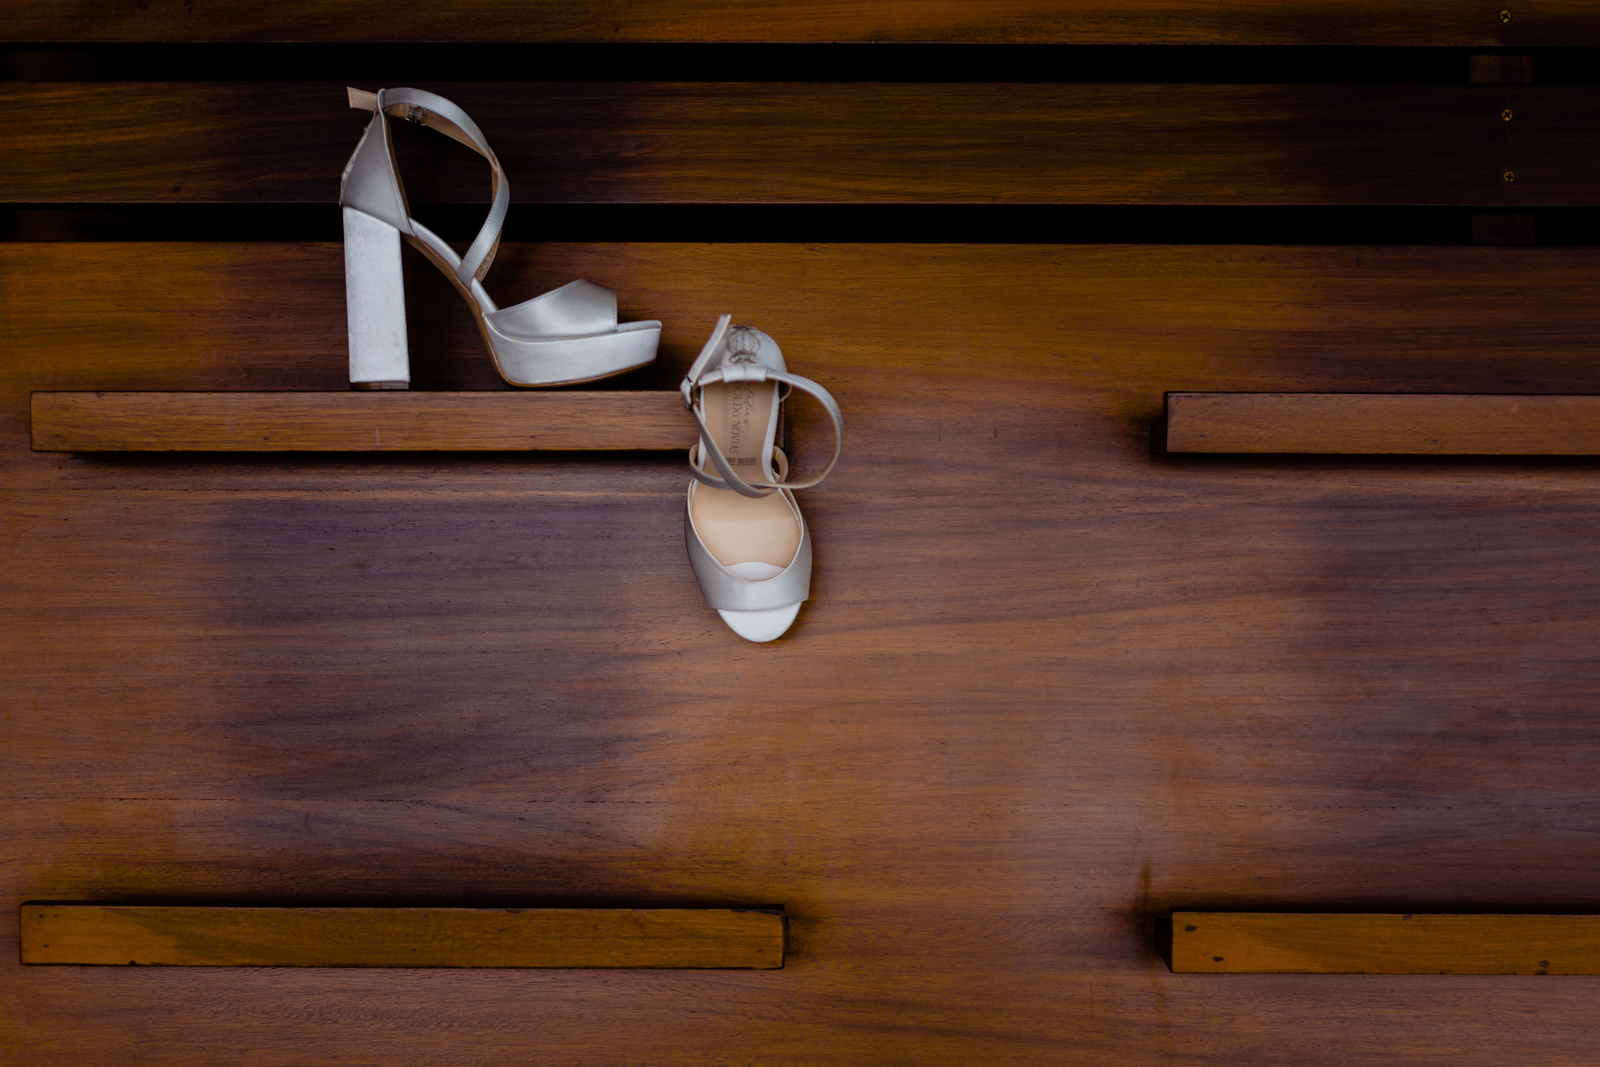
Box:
left=342, top=206, right=411, bottom=390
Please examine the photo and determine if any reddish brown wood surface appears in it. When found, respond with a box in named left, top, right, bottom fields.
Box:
left=30, top=391, right=692, bottom=452
left=5, top=82, right=1590, bottom=206
left=3, top=0, right=1592, bottom=45
left=21, top=905, right=783, bottom=967
left=8, top=242, right=1600, bottom=1062
left=1166, top=393, right=1600, bottom=454
left=1170, top=913, right=1600, bottom=973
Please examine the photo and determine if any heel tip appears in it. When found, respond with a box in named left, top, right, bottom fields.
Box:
left=352, top=381, right=410, bottom=390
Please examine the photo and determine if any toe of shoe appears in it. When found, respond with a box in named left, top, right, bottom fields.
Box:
left=716, top=603, right=801, bottom=643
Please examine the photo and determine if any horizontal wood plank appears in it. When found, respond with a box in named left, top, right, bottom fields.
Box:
left=9, top=242, right=1600, bottom=488
left=20, top=905, right=783, bottom=967
left=1165, top=393, right=1600, bottom=454
left=1170, top=913, right=1600, bottom=973
left=30, top=391, right=693, bottom=452
left=6, top=82, right=1592, bottom=206
left=3, top=0, right=1593, bottom=45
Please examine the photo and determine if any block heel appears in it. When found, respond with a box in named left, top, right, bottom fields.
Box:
left=342, top=206, right=412, bottom=390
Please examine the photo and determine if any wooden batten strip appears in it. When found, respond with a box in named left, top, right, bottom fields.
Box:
left=31, top=391, right=693, bottom=452
left=5, top=83, right=1592, bottom=207
left=1165, top=393, right=1600, bottom=454
left=1169, top=912, right=1600, bottom=974
left=1, top=0, right=1591, bottom=45
left=20, top=906, right=784, bottom=968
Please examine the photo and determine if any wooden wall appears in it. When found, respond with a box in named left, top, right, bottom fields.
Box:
left=5, top=5, right=1600, bottom=1063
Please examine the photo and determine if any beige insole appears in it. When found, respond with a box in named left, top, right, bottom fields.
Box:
left=691, top=380, right=803, bottom=569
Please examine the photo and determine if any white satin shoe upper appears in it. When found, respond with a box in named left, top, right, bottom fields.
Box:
left=340, top=86, right=660, bottom=386
left=682, top=316, right=844, bottom=642
left=340, top=92, right=844, bottom=640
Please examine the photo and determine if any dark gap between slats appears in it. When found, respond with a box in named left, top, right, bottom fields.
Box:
left=10, top=205, right=1600, bottom=244
left=6, top=44, right=1600, bottom=84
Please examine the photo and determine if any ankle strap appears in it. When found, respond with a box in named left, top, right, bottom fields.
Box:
left=681, top=316, right=844, bottom=499
left=348, top=87, right=508, bottom=286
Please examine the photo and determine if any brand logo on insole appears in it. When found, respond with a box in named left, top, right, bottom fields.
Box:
left=726, top=327, right=761, bottom=364
left=729, top=385, right=755, bottom=456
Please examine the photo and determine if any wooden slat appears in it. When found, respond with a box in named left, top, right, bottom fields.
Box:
left=30, top=391, right=693, bottom=452
left=9, top=242, right=1600, bottom=484
left=3, top=0, right=1594, bottom=45
left=6, top=82, right=1593, bottom=206
left=1165, top=393, right=1600, bottom=454
left=20, top=905, right=783, bottom=968
left=1170, top=913, right=1600, bottom=974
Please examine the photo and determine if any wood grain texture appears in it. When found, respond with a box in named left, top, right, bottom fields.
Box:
left=1170, top=913, right=1600, bottom=973
left=10, top=243, right=1600, bottom=1063
left=1165, top=393, right=1600, bottom=454
left=20, top=905, right=782, bottom=967
left=2, top=0, right=1592, bottom=45
left=11, top=242, right=1600, bottom=490
left=30, top=391, right=693, bottom=452
left=6, top=82, right=1591, bottom=206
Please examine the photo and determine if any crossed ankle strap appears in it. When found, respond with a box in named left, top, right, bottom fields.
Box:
left=681, top=315, right=844, bottom=499
left=347, top=86, right=508, bottom=286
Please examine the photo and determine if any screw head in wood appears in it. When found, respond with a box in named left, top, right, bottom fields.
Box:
left=1503, top=170, right=1517, bottom=183
left=1502, top=108, right=1514, bottom=121
left=1500, top=8, right=1513, bottom=21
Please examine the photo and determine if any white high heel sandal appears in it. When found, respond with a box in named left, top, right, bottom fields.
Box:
left=682, top=316, right=843, bottom=642
left=340, top=87, right=661, bottom=388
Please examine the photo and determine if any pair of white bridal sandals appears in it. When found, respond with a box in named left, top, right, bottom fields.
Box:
left=682, top=317, right=843, bottom=642
left=339, top=86, right=660, bottom=388
left=338, top=89, right=844, bottom=642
